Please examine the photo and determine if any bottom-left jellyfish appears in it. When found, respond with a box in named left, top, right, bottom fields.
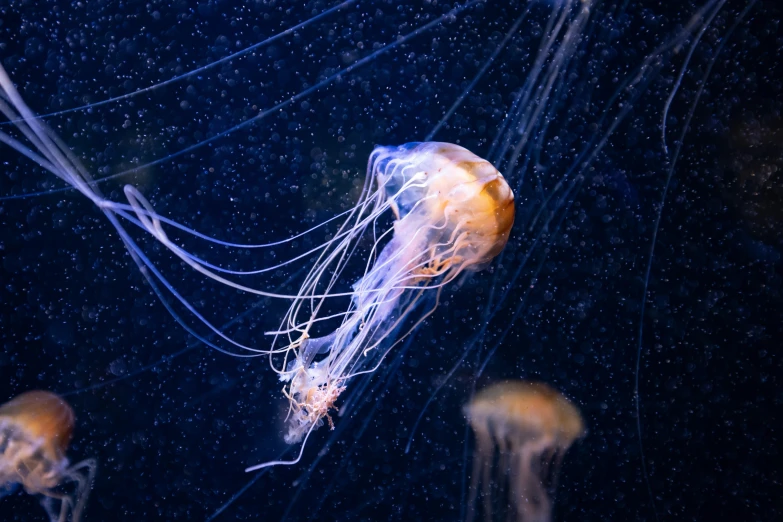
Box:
left=0, top=391, right=95, bottom=522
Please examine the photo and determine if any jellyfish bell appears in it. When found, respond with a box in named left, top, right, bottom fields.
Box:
left=0, top=391, right=96, bottom=522
left=466, top=381, right=584, bottom=446
left=375, top=142, right=516, bottom=272
left=275, top=142, right=515, bottom=450
left=0, top=391, right=74, bottom=466
left=464, top=381, right=584, bottom=522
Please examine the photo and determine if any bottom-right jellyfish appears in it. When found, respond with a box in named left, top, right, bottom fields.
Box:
left=464, top=381, right=585, bottom=522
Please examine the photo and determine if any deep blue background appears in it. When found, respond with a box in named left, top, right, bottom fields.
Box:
left=0, top=1, right=781, bottom=520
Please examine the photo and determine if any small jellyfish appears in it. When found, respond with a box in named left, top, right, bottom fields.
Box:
left=464, top=381, right=584, bottom=522
left=0, top=391, right=96, bottom=522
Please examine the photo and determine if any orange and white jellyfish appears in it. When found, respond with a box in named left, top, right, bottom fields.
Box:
left=0, top=391, right=96, bottom=522
left=0, top=62, right=515, bottom=462
left=272, top=142, right=516, bottom=449
left=464, top=381, right=584, bottom=522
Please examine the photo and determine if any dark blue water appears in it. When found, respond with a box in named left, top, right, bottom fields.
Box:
left=0, top=1, right=780, bottom=520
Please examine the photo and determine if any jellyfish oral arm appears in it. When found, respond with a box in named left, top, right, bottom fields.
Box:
left=279, top=219, right=444, bottom=444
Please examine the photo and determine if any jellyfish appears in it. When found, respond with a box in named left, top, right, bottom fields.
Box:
left=117, top=141, right=516, bottom=454
left=0, top=391, right=96, bottom=522
left=273, top=142, right=515, bottom=448
left=0, top=64, right=514, bottom=451
left=464, top=381, right=584, bottom=522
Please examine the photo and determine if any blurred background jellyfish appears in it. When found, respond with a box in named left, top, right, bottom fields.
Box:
left=0, top=391, right=95, bottom=522
left=464, top=381, right=584, bottom=522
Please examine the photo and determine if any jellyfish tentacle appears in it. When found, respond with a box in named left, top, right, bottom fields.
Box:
left=0, top=0, right=360, bottom=128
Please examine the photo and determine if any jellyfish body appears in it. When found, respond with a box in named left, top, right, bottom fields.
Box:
left=279, top=142, right=515, bottom=445
left=464, top=381, right=584, bottom=522
left=0, top=61, right=515, bottom=454
left=0, top=391, right=96, bottom=522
